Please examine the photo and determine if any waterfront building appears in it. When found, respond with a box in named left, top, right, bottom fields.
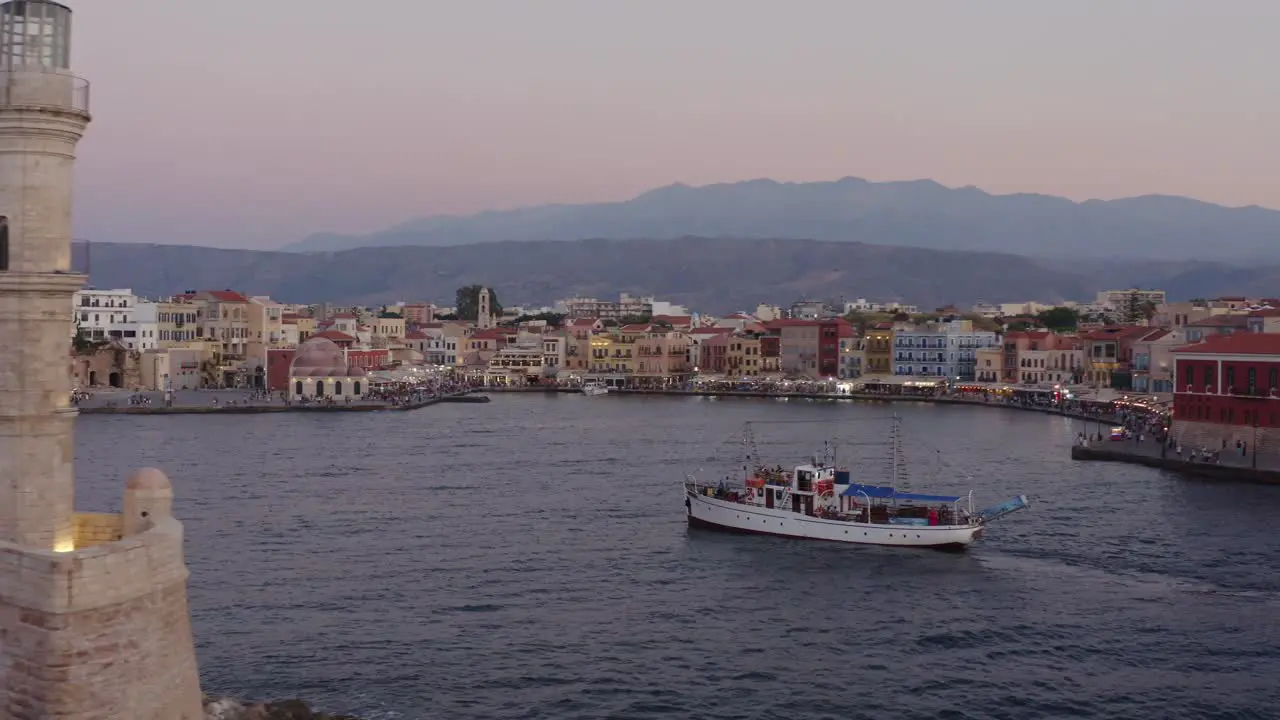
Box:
left=1171, top=333, right=1280, bottom=455
left=1079, top=326, right=1168, bottom=389
left=1131, top=329, right=1183, bottom=394
left=861, top=323, right=894, bottom=376
left=1016, top=336, right=1085, bottom=385
left=893, top=319, right=997, bottom=380
left=485, top=345, right=544, bottom=384
left=698, top=332, right=729, bottom=374
left=0, top=2, right=204, bottom=714
left=73, top=286, right=138, bottom=344
left=689, top=326, right=732, bottom=372
left=142, top=297, right=200, bottom=347
left=245, top=296, right=286, bottom=385
left=541, top=332, right=567, bottom=376
left=975, top=346, right=1001, bottom=382
left=563, top=318, right=601, bottom=372
left=193, top=289, right=252, bottom=358
left=727, top=332, right=764, bottom=377
left=288, top=336, right=368, bottom=401
left=838, top=324, right=862, bottom=379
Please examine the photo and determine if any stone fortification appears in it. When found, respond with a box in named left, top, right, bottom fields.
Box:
left=1173, top=419, right=1280, bottom=455
left=0, top=469, right=203, bottom=719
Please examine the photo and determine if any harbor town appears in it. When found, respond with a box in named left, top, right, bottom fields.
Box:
left=70, top=284, right=1280, bottom=472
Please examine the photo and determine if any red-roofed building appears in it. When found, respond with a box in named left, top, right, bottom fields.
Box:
left=194, top=290, right=252, bottom=357
left=1171, top=333, right=1280, bottom=454
left=652, top=315, right=693, bottom=330
left=1080, top=325, right=1156, bottom=388
left=764, top=319, right=848, bottom=379
left=311, top=330, right=357, bottom=348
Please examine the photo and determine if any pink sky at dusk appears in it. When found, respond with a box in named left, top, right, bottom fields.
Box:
left=69, top=0, right=1278, bottom=249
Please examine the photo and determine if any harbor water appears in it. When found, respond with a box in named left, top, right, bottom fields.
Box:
left=75, top=394, right=1280, bottom=720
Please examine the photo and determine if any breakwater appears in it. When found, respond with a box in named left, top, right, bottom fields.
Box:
left=495, top=386, right=1113, bottom=423
left=79, top=391, right=489, bottom=415
left=1071, top=444, right=1280, bottom=483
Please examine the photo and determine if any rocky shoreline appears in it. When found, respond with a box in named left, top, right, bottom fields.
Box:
left=204, top=696, right=363, bottom=720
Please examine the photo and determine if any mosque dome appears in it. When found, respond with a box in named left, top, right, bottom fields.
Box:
left=290, top=336, right=356, bottom=377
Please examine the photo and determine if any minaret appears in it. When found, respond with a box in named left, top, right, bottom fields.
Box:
left=477, top=286, right=493, bottom=330
left=0, top=3, right=204, bottom=717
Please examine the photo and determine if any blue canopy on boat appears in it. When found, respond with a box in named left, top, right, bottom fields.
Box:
left=839, top=483, right=963, bottom=503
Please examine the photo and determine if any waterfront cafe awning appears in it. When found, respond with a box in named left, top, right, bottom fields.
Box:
left=840, top=483, right=963, bottom=504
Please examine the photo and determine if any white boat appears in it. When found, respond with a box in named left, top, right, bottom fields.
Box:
left=682, top=419, right=1029, bottom=550
left=581, top=381, right=609, bottom=396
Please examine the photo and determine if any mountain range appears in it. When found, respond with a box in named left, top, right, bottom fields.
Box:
left=75, top=237, right=1280, bottom=314
left=283, top=177, right=1280, bottom=262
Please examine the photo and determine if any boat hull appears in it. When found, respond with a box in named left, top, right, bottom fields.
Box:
left=685, top=491, right=981, bottom=550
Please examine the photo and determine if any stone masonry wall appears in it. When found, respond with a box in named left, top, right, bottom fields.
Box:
left=0, top=518, right=203, bottom=719
left=1172, top=419, right=1280, bottom=456
left=71, top=512, right=122, bottom=549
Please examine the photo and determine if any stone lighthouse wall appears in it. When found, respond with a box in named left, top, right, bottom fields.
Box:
left=0, top=521, right=204, bottom=719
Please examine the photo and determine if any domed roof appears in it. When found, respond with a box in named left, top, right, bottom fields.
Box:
left=291, top=336, right=353, bottom=376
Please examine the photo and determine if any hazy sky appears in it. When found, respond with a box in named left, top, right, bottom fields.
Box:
left=70, top=0, right=1276, bottom=249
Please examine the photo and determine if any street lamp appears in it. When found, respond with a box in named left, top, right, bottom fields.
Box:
left=1253, top=416, right=1258, bottom=470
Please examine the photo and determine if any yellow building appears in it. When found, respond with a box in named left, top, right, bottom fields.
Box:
left=863, top=324, right=894, bottom=376
left=727, top=334, right=762, bottom=377
left=369, top=316, right=406, bottom=346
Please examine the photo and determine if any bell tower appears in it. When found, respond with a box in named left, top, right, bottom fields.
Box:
left=0, top=3, right=204, bottom=717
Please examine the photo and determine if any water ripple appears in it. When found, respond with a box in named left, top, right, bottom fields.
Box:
left=75, top=395, right=1280, bottom=719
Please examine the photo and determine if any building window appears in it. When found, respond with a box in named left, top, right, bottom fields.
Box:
left=335, top=380, right=343, bottom=395
left=1226, top=367, right=1235, bottom=390
left=354, top=381, right=361, bottom=395
left=295, top=380, right=302, bottom=396
left=0, top=215, right=7, bottom=271
left=1185, top=366, right=1193, bottom=388
left=1271, top=369, right=1279, bottom=391
left=1248, top=368, right=1257, bottom=392
left=1204, top=366, right=1213, bottom=388
left=316, top=380, right=324, bottom=397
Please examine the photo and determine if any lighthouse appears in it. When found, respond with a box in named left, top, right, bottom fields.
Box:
left=0, top=3, right=203, bottom=718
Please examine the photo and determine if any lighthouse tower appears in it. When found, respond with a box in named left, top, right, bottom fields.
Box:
left=0, top=3, right=203, bottom=718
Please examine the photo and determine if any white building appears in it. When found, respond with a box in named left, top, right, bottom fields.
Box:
left=73, top=288, right=141, bottom=347
left=892, top=319, right=999, bottom=380
left=1096, top=289, right=1167, bottom=310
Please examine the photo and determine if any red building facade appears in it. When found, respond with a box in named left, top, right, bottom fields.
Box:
left=1171, top=333, right=1280, bottom=453
left=817, top=320, right=840, bottom=378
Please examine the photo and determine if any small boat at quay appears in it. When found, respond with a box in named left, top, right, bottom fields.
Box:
left=683, top=418, right=1029, bottom=550
left=581, top=381, right=609, bottom=397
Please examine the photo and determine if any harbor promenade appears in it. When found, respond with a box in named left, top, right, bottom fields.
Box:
left=74, top=388, right=488, bottom=415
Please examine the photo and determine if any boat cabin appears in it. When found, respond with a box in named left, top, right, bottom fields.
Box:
left=738, top=463, right=973, bottom=526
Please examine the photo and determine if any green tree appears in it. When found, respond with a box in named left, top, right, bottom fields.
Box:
left=435, top=312, right=458, bottom=321
left=617, top=313, right=653, bottom=325
left=378, top=304, right=402, bottom=319
left=1035, top=306, right=1079, bottom=332
left=454, top=285, right=502, bottom=322
left=72, top=319, right=95, bottom=354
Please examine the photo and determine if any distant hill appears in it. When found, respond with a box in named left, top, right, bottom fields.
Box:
left=72, top=238, right=1280, bottom=314
left=281, top=177, right=1280, bottom=262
